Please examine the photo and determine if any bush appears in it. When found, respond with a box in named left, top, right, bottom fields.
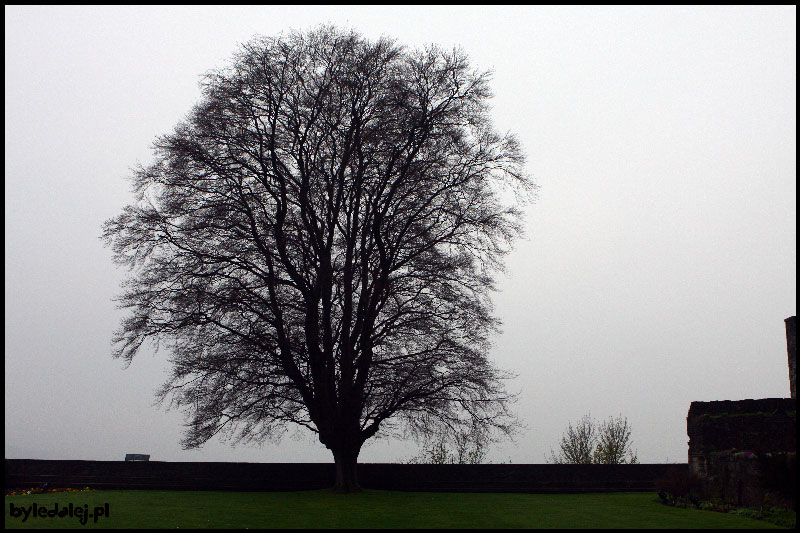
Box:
left=656, top=469, right=707, bottom=508
left=757, top=452, right=796, bottom=509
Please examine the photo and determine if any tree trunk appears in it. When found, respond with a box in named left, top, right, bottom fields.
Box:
left=332, top=447, right=361, bottom=493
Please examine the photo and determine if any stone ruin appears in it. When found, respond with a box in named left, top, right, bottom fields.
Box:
left=787, top=316, right=796, bottom=400
left=686, top=316, right=796, bottom=508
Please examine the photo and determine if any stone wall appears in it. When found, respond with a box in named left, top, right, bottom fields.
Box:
left=4, top=459, right=687, bottom=493
left=685, top=317, right=798, bottom=508
left=687, top=398, right=796, bottom=507
left=787, top=316, right=796, bottom=399
left=687, top=398, right=796, bottom=466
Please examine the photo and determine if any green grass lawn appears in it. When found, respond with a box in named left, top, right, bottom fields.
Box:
left=4, top=490, right=792, bottom=529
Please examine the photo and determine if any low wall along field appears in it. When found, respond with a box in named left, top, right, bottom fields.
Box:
left=4, top=460, right=686, bottom=493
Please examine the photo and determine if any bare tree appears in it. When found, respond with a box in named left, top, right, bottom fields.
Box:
left=548, top=414, right=597, bottom=464
left=548, top=414, right=638, bottom=465
left=407, top=424, right=489, bottom=464
left=595, top=415, right=638, bottom=464
left=103, top=26, right=532, bottom=492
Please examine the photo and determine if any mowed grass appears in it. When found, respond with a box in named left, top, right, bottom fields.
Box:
left=5, top=489, right=790, bottom=529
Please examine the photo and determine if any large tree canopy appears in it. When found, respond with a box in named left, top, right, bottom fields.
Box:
left=104, top=26, right=533, bottom=491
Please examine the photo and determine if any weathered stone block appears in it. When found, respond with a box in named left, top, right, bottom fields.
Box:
left=787, top=316, right=796, bottom=400
left=687, top=398, right=796, bottom=507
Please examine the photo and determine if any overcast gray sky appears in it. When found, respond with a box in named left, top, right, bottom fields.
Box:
left=5, top=5, right=796, bottom=464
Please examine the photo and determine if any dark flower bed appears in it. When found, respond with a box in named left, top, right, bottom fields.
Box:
left=5, top=486, right=94, bottom=496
